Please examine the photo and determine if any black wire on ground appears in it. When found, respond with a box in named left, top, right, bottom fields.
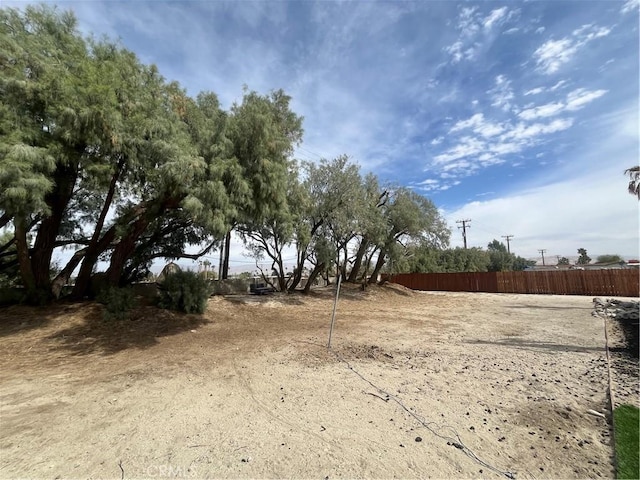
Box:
left=328, top=349, right=517, bottom=479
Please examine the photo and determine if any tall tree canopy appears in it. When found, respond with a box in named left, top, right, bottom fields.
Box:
left=0, top=5, right=454, bottom=301
left=0, top=5, right=303, bottom=302
left=577, top=248, right=591, bottom=265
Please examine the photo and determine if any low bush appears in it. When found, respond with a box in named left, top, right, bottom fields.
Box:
left=96, top=287, right=136, bottom=320
left=158, top=270, right=210, bottom=314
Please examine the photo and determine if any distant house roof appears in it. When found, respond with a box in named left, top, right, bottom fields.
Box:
left=525, top=261, right=637, bottom=271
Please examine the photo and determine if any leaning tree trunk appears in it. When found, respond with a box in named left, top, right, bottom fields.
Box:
left=55, top=224, right=117, bottom=298
left=104, top=215, right=150, bottom=288
left=347, top=237, right=369, bottom=283
left=222, top=230, right=231, bottom=279
left=105, top=196, right=182, bottom=288
left=303, top=262, right=325, bottom=293
left=72, top=159, right=123, bottom=298
left=52, top=248, right=86, bottom=298
left=368, top=249, right=387, bottom=285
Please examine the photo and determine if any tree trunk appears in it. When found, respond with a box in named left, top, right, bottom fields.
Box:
left=72, top=159, right=123, bottom=298
left=222, top=230, right=231, bottom=279
left=218, top=233, right=225, bottom=280
left=347, top=237, right=368, bottom=282
left=30, top=162, right=78, bottom=297
left=287, top=242, right=307, bottom=292
left=104, top=196, right=182, bottom=288
left=14, top=216, right=36, bottom=294
left=277, top=259, right=287, bottom=292
left=104, top=215, right=150, bottom=287
left=303, top=262, right=325, bottom=293
left=368, top=250, right=387, bottom=285
left=51, top=248, right=87, bottom=298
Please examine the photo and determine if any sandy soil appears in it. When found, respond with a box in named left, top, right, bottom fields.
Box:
left=0, top=285, right=636, bottom=479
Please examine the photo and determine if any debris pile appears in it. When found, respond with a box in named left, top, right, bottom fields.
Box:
left=593, top=298, right=639, bottom=357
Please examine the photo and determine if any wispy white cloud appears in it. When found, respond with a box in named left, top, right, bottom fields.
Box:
left=450, top=113, right=505, bottom=137
left=444, top=108, right=639, bottom=258
left=444, top=5, right=517, bottom=64
left=565, top=88, right=608, bottom=110
left=457, top=6, right=481, bottom=36
left=533, top=23, right=611, bottom=74
left=518, top=102, right=565, bottom=120
left=518, top=88, right=607, bottom=119
left=524, top=87, right=545, bottom=96
left=444, top=41, right=475, bottom=63
left=412, top=178, right=461, bottom=193
left=621, top=0, right=639, bottom=14
left=434, top=136, right=486, bottom=165
left=483, top=7, right=508, bottom=30
left=503, top=118, right=574, bottom=141
left=524, top=80, right=567, bottom=97
left=488, top=75, right=515, bottom=111
left=533, top=38, right=579, bottom=75
left=450, top=113, right=485, bottom=132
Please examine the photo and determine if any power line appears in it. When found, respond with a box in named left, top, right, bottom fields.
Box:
left=297, top=145, right=324, bottom=159
left=501, top=235, right=514, bottom=254
left=456, top=219, right=471, bottom=249
left=538, top=249, right=547, bottom=266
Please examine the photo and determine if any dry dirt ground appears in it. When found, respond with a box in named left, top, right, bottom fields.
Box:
left=0, top=285, right=637, bottom=479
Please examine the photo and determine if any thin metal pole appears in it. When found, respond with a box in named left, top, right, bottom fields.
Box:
left=327, top=271, right=342, bottom=349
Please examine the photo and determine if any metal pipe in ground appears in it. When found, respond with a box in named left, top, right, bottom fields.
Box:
left=328, top=273, right=342, bottom=349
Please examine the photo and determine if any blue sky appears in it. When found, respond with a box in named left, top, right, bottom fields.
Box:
left=7, top=0, right=640, bottom=268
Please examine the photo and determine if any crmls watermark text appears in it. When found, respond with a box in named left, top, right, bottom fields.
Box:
left=143, top=465, right=198, bottom=478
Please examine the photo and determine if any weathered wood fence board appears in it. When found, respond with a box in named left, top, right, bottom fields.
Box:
left=383, top=270, right=639, bottom=297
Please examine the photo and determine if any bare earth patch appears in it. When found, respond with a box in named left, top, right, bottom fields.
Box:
left=1, top=285, right=636, bottom=479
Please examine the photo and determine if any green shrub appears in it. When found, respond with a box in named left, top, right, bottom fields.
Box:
left=158, top=270, right=210, bottom=314
left=96, top=287, right=136, bottom=320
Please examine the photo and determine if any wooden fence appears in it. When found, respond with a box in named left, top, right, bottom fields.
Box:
left=382, top=270, right=639, bottom=297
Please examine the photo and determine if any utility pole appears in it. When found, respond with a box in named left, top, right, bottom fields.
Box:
left=456, top=219, right=471, bottom=249
left=501, top=235, right=514, bottom=254
left=538, top=249, right=547, bottom=266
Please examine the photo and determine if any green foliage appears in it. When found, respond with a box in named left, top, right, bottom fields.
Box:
left=625, top=166, right=639, bottom=200
left=487, top=240, right=508, bottom=253
left=596, top=254, right=624, bottom=264
left=96, top=287, right=136, bottom=320
left=158, top=270, right=210, bottom=314
left=405, top=241, right=535, bottom=273
left=228, top=89, right=304, bottom=223
left=0, top=5, right=306, bottom=299
left=557, top=256, right=570, bottom=265
left=577, top=248, right=591, bottom=265
left=487, top=240, right=512, bottom=272
left=613, top=404, right=639, bottom=479
left=512, top=256, right=536, bottom=271
left=372, top=187, right=450, bottom=281
left=406, top=246, right=489, bottom=273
